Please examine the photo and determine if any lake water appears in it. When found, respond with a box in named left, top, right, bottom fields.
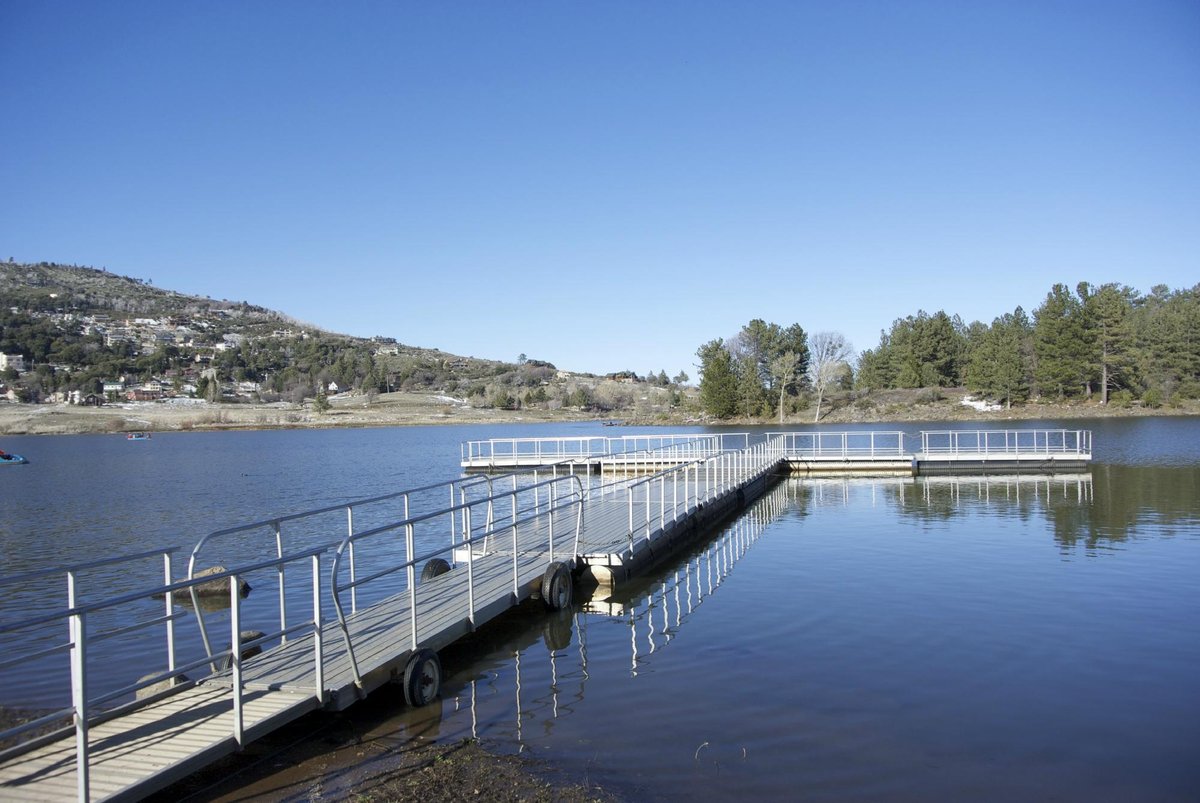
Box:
left=2, top=418, right=1199, bottom=800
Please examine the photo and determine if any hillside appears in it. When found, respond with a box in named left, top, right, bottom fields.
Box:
left=0, top=261, right=690, bottom=429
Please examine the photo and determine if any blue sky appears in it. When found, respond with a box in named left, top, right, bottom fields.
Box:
left=2, top=1, right=1197, bottom=378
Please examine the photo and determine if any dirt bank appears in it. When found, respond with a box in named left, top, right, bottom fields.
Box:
left=2, top=387, right=1195, bottom=438
left=0, top=392, right=596, bottom=436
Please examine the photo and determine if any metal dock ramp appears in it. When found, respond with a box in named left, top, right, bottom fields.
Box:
left=0, top=438, right=787, bottom=801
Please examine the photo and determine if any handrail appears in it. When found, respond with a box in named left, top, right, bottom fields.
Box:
left=919, top=429, right=1092, bottom=457
left=610, top=435, right=786, bottom=551
left=186, top=472, right=495, bottom=662
left=0, top=543, right=329, bottom=802
left=460, top=434, right=727, bottom=464
left=767, top=431, right=907, bottom=458
left=0, top=546, right=182, bottom=589
left=328, top=472, right=587, bottom=695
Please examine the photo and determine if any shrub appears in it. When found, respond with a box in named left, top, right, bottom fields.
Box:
left=1142, top=388, right=1163, bottom=408
left=1174, top=380, right=1200, bottom=401
left=1109, top=389, right=1134, bottom=408
left=915, top=387, right=943, bottom=404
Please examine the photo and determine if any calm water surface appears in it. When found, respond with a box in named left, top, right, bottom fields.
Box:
left=2, top=418, right=1199, bottom=801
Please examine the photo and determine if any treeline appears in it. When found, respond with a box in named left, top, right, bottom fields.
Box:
left=695, top=282, right=1200, bottom=420
left=696, top=319, right=837, bottom=420
left=857, top=282, right=1200, bottom=407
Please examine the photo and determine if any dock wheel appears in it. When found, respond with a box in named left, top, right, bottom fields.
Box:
left=421, top=558, right=451, bottom=582
left=402, top=648, right=441, bottom=707
left=541, top=561, right=573, bottom=611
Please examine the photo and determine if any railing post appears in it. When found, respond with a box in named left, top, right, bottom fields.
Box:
left=164, top=552, right=175, bottom=676
left=549, top=482, right=557, bottom=561
left=310, top=553, right=325, bottom=703
left=673, top=467, right=679, bottom=522
left=465, top=508, right=476, bottom=629
left=627, top=486, right=635, bottom=549
left=645, top=482, right=652, bottom=542
left=231, top=573, right=244, bottom=747
left=407, top=522, right=418, bottom=649
left=276, top=520, right=290, bottom=638
left=68, top=571, right=89, bottom=803
left=512, top=500, right=520, bottom=601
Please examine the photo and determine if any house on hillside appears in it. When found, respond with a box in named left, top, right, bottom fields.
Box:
left=0, top=354, right=26, bottom=372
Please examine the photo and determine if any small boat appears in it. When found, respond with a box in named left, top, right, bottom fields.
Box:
left=0, top=452, right=28, bottom=465
left=127, top=432, right=152, bottom=441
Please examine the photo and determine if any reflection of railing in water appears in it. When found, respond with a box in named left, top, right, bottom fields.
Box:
left=446, top=482, right=792, bottom=745
left=449, top=608, right=590, bottom=747
left=772, top=473, right=1095, bottom=511
left=442, top=472, right=1102, bottom=749
left=917, top=473, right=1094, bottom=507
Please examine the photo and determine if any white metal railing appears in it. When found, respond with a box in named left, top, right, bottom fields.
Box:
left=919, top=429, right=1092, bottom=458
left=185, top=474, right=501, bottom=662
left=606, top=435, right=786, bottom=552
left=0, top=545, right=326, bottom=802
left=460, top=434, right=732, bottom=465
left=329, top=473, right=586, bottom=694
left=769, top=431, right=907, bottom=459
left=597, top=439, right=725, bottom=476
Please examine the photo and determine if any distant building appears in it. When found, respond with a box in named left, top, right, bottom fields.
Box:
left=0, top=354, right=26, bottom=372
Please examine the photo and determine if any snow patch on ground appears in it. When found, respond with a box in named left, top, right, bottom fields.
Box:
left=961, top=395, right=1002, bottom=412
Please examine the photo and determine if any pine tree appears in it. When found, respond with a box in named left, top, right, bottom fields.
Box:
left=696, top=339, right=738, bottom=418
left=1033, top=284, right=1089, bottom=399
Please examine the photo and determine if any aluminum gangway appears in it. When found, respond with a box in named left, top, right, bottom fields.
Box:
left=0, top=437, right=788, bottom=802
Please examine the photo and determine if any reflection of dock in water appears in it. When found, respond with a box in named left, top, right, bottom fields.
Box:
left=427, top=472, right=1100, bottom=752
left=444, top=482, right=793, bottom=744
left=916, top=472, right=1094, bottom=506
left=765, top=472, right=1094, bottom=510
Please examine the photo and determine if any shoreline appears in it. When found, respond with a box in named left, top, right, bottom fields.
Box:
left=1, top=389, right=1195, bottom=437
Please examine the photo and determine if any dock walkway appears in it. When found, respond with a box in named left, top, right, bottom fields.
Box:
left=0, top=437, right=785, bottom=801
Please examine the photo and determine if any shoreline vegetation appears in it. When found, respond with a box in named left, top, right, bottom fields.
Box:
left=2, top=386, right=1196, bottom=437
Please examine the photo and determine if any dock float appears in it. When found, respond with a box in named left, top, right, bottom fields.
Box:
left=0, top=429, right=1090, bottom=801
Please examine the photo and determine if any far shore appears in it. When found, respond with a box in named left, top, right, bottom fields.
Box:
left=2, top=388, right=1195, bottom=438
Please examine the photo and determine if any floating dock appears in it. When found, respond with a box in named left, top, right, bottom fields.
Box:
left=0, top=429, right=1090, bottom=801
left=463, top=429, right=1093, bottom=476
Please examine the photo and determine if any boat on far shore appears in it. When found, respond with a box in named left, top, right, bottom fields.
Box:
left=126, top=432, right=151, bottom=441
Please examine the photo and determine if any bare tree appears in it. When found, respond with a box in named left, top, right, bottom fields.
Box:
left=769, top=351, right=800, bottom=424
left=807, top=331, right=852, bottom=422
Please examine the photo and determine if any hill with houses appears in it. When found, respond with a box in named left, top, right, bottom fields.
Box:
left=0, top=261, right=684, bottom=416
